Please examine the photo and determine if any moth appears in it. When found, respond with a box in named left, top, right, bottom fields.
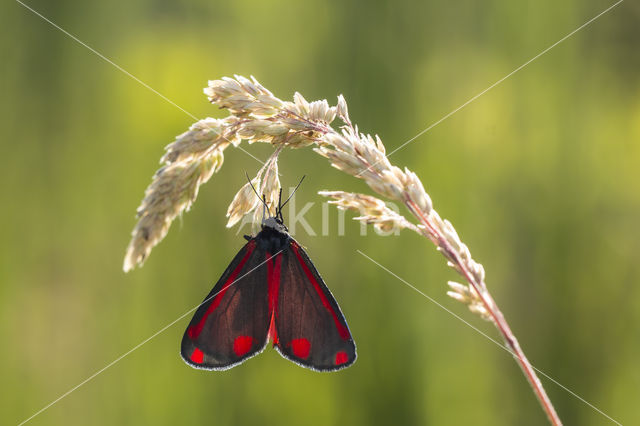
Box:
left=181, top=183, right=356, bottom=371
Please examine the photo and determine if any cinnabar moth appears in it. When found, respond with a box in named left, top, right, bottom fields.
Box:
left=181, top=184, right=356, bottom=371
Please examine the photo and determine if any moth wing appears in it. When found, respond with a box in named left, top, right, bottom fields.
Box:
left=274, top=241, right=356, bottom=371
left=181, top=240, right=270, bottom=370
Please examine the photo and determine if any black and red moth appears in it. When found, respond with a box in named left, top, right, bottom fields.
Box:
left=181, top=203, right=356, bottom=372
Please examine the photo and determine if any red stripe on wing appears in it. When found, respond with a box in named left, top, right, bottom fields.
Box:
left=266, top=251, right=282, bottom=345
left=291, top=242, right=350, bottom=341
left=187, top=240, right=257, bottom=339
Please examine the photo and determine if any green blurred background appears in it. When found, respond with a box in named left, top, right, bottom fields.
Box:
left=2, top=0, right=639, bottom=425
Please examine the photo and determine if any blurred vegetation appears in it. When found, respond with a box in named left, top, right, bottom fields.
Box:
left=1, top=0, right=639, bottom=425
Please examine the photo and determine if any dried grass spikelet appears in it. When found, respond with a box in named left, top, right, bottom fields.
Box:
left=203, top=77, right=325, bottom=151
left=252, top=158, right=280, bottom=224
left=226, top=175, right=262, bottom=228
left=123, top=118, right=229, bottom=272
left=319, top=191, right=418, bottom=233
left=315, top=127, right=432, bottom=214
left=427, top=209, right=486, bottom=290
left=447, top=281, right=493, bottom=322
left=225, top=151, right=282, bottom=229
left=204, top=75, right=284, bottom=118
left=283, top=93, right=337, bottom=125
left=161, top=117, right=236, bottom=162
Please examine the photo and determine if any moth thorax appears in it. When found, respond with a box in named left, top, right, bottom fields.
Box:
left=262, top=216, right=287, bottom=233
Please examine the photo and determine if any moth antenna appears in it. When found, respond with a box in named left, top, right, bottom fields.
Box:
left=280, top=175, right=305, bottom=210
left=262, top=194, right=268, bottom=221
left=276, top=188, right=284, bottom=222
left=245, top=171, right=271, bottom=215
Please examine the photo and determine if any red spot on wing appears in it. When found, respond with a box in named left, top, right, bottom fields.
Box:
left=291, top=243, right=350, bottom=341
left=233, top=336, right=254, bottom=357
left=190, top=348, right=204, bottom=364
left=267, top=251, right=282, bottom=345
left=188, top=241, right=256, bottom=340
left=335, top=351, right=348, bottom=366
left=289, top=338, right=311, bottom=359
